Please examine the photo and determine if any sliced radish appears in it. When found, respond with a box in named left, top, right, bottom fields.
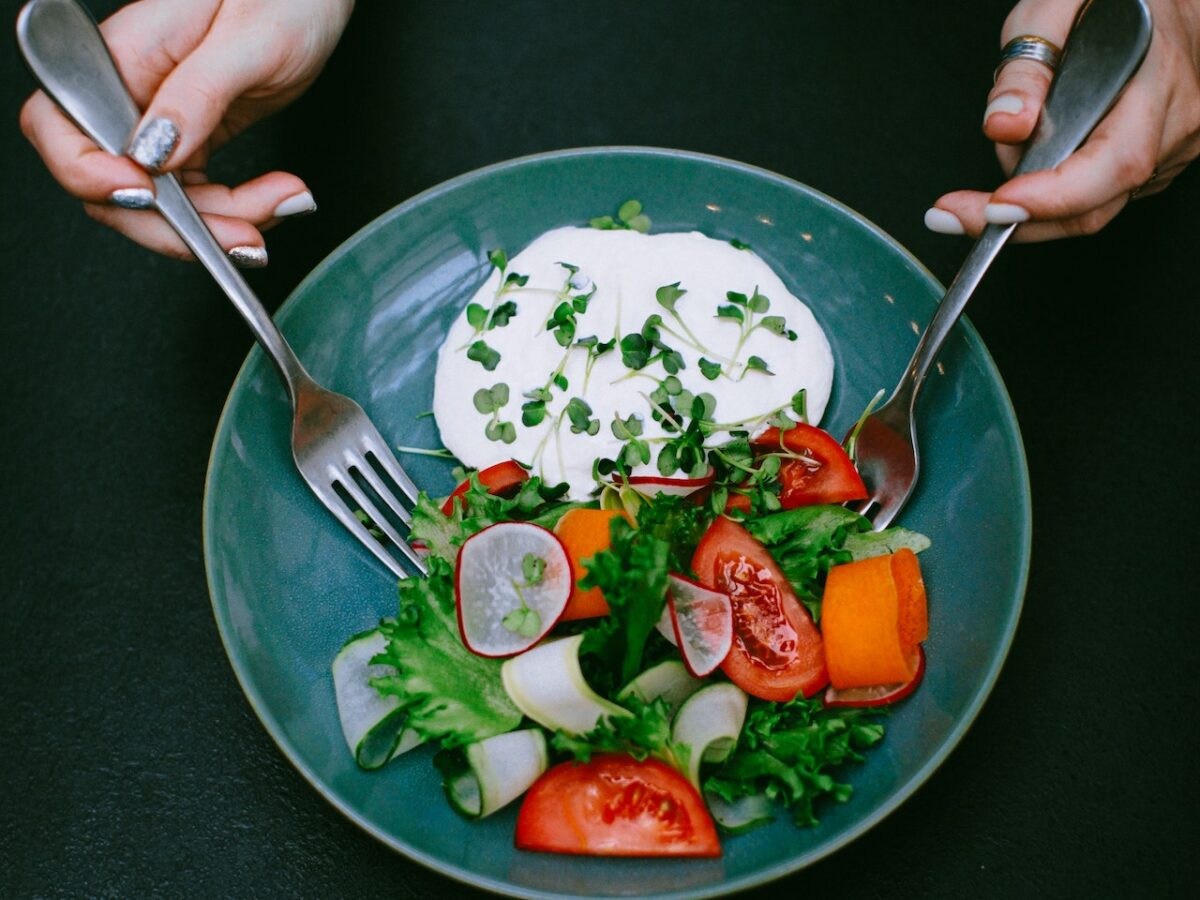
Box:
left=655, top=604, right=677, bottom=646
left=667, top=573, right=733, bottom=677
left=619, top=466, right=715, bottom=498
left=823, top=647, right=926, bottom=708
left=455, top=522, right=571, bottom=658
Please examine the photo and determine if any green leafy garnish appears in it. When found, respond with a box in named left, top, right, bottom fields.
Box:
left=590, top=199, right=651, bottom=233
left=704, top=694, right=885, bottom=828
left=552, top=696, right=685, bottom=767
left=577, top=518, right=672, bottom=694
left=565, top=397, right=600, bottom=436
left=746, top=505, right=929, bottom=621
left=372, top=558, right=523, bottom=747
left=467, top=340, right=501, bottom=371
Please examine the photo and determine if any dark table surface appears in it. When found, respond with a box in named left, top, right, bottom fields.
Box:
left=3, top=1, right=1198, bottom=897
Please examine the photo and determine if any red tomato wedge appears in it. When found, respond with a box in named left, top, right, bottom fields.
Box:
left=752, top=424, right=867, bottom=508
left=440, top=459, right=529, bottom=515
left=691, top=516, right=828, bottom=701
left=514, top=755, right=720, bottom=857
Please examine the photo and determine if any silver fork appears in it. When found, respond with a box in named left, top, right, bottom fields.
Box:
left=850, top=0, right=1152, bottom=530
left=18, top=0, right=426, bottom=578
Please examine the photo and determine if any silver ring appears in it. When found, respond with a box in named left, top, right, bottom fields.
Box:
left=994, top=34, right=1062, bottom=82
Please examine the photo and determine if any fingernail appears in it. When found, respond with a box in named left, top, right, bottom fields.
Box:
left=924, top=208, right=966, bottom=235
left=984, top=203, right=1031, bottom=224
left=109, top=187, right=155, bottom=210
left=272, top=190, right=317, bottom=218
left=228, top=246, right=268, bottom=269
left=983, top=94, right=1024, bottom=125
left=128, top=117, right=180, bottom=170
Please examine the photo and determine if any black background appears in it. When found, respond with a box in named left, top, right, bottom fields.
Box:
left=3, top=1, right=1198, bottom=897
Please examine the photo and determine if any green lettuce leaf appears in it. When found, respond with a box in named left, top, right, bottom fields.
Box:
left=705, top=695, right=884, bottom=828
left=551, top=696, right=686, bottom=768
left=409, top=473, right=578, bottom=566
left=747, top=504, right=929, bottom=621
left=371, top=557, right=522, bottom=747
left=577, top=518, right=672, bottom=695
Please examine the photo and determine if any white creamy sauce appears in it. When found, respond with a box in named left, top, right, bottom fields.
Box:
left=432, top=227, right=834, bottom=498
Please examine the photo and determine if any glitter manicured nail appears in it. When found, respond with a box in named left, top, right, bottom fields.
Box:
left=272, top=191, right=317, bottom=218
left=128, top=117, right=180, bottom=170
left=228, top=245, right=268, bottom=269
left=109, top=188, right=154, bottom=209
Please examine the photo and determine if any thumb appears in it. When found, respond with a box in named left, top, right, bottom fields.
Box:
left=126, top=33, right=258, bottom=172
left=983, top=0, right=1078, bottom=146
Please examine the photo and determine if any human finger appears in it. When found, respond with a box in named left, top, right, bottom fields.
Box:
left=125, top=28, right=262, bottom=172
left=982, top=81, right=1164, bottom=224
left=983, top=0, right=1078, bottom=145
left=82, top=204, right=268, bottom=267
left=924, top=188, right=1128, bottom=242
left=19, top=90, right=155, bottom=207
left=185, top=171, right=317, bottom=227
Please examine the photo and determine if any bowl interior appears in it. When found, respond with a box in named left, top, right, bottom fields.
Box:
left=204, top=148, right=1030, bottom=899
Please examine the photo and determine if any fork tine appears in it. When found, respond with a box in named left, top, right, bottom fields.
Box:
left=318, top=484, right=411, bottom=580
left=361, top=435, right=421, bottom=506
left=336, top=472, right=429, bottom=576
left=353, top=457, right=413, bottom=527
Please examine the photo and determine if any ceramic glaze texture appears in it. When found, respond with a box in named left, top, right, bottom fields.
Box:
left=204, top=148, right=1031, bottom=899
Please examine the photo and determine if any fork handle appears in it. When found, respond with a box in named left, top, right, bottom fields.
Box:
left=17, top=0, right=311, bottom=408
left=886, top=0, right=1152, bottom=419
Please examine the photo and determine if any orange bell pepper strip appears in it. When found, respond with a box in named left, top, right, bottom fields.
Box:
left=821, top=549, right=928, bottom=690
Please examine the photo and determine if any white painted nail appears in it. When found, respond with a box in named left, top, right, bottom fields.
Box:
left=109, top=187, right=154, bottom=209
left=128, top=117, right=180, bottom=170
left=272, top=190, right=317, bottom=218
left=983, top=94, right=1024, bottom=125
left=984, top=203, right=1031, bottom=224
left=924, top=208, right=965, bottom=235
left=228, top=245, right=268, bottom=268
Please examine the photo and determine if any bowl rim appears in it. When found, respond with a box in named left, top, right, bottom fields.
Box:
left=202, top=145, right=1032, bottom=899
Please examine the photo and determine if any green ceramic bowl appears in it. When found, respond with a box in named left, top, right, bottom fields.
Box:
left=204, top=147, right=1030, bottom=898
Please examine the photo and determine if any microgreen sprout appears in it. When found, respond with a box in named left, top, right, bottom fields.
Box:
left=503, top=554, right=544, bottom=638
left=467, top=339, right=501, bottom=371
left=459, top=249, right=529, bottom=348
left=565, top=397, right=600, bottom=436
left=473, top=382, right=516, bottom=444
left=393, top=445, right=457, bottom=459
left=589, top=199, right=651, bottom=233
left=611, top=412, right=651, bottom=470
left=714, top=286, right=799, bottom=380
left=844, top=388, right=886, bottom=461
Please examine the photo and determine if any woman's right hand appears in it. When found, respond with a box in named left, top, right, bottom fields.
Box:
left=19, top=0, right=355, bottom=265
left=926, top=0, right=1200, bottom=242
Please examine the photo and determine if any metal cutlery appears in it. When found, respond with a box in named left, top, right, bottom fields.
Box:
left=17, top=0, right=426, bottom=578
left=850, top=0, right=1152, bottom=529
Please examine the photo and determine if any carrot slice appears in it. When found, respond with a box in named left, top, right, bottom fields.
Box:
left=554, top=509, right=631, bottom=621
left=821, top=549, right=928, bottom=690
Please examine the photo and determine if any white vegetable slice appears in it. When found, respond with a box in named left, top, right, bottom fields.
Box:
left=456, top=522, right=572, bottom=658
left=332, top=628, right=423, bottom=769
left=501, top=634, right=629, bottom=734
left=667, top=573, right=733, bottom=677
left=671, top=683, right=749, bottom=789
left=704, top=791, right=775, bottom=834
left=445, top=729, right=549, bottom=819
left=617, top=659, right=704, bottom=715
left=623, top=466, right=716, bottom=498
left=655, top=604, right=677, bottom=646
